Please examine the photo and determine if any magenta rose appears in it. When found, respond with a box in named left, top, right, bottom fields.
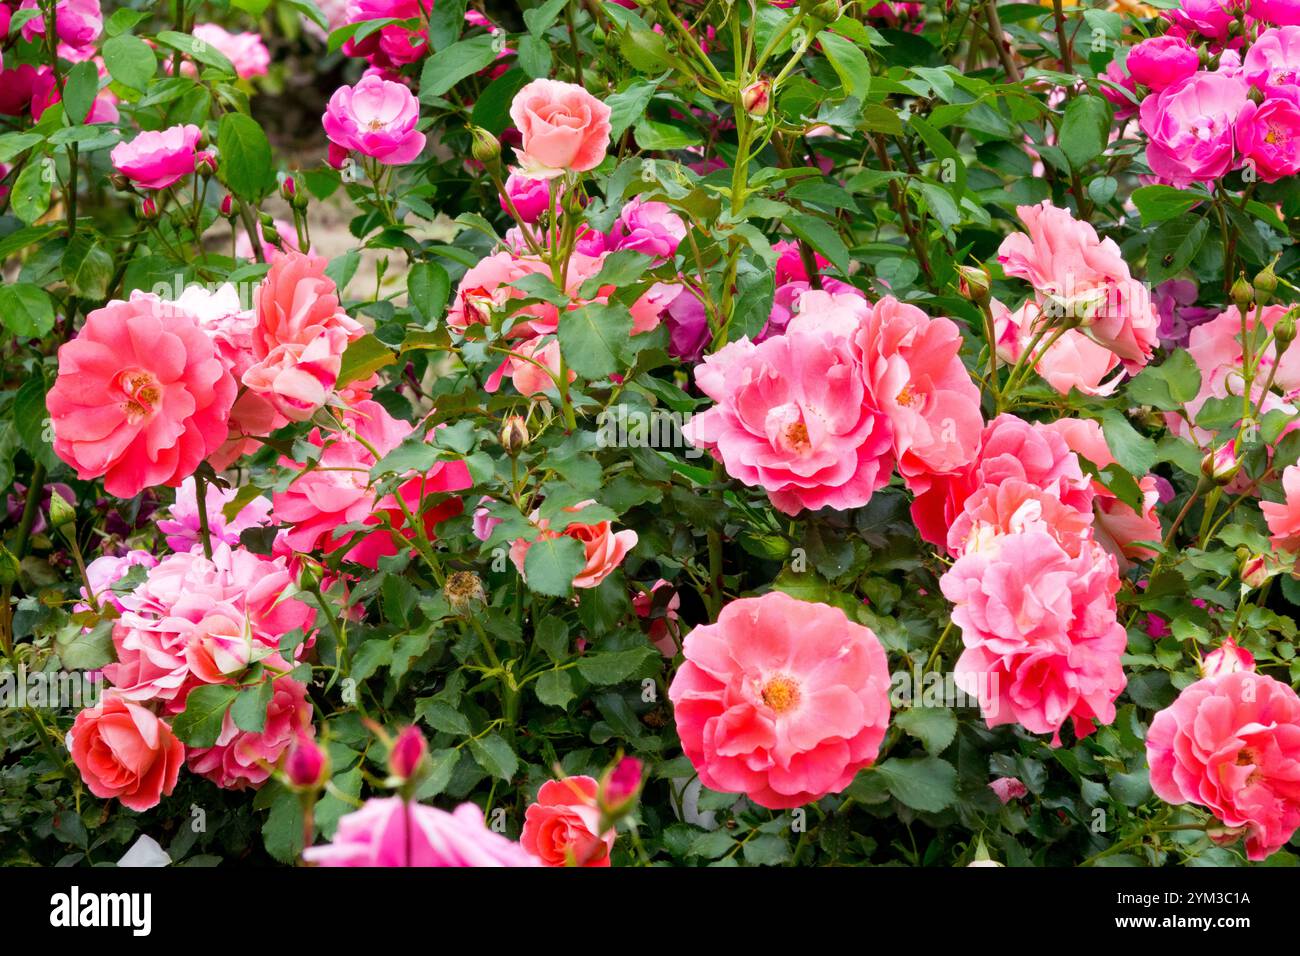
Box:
left=1126, top=36, right=1200, bottom=92
left=1244, top=25, right=1300, bottom=92
left=1140, top=71, right=1249, bottom=187
left=1236, top=94, right=1300, bottom=181
left=110, top=124, right=203, bottom=190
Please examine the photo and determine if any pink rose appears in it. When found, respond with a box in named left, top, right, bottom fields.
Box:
left=1202, top=638, right=1256, bottom=678
left=1254, top=0, right=1300, bottom=26
left=46, top=293, right=236, bottom=498
left=1262, top=464, right=1300, bottom=550
left=304, top=798, right=539, bottom=866
left=633, top=579, right=682, bottom=657
left=69, top=694, right=185, bottom=811
left=1236, top=94, right=1300, bottom=182
left=19, top=0, right=101, bottom=54
left=989, top=776, right=1028, bottom=803
left=682, top=326, right=895, bottom=516
left=668, top=591, right=892, bottom=810
left=609, top=197, right=687, bottom=259
left=997, top=201, right=1158, bottom=371
left=1126, top=36, right=1201, bottom=92
left=191, top=24, right=270, bottom=79
left=994, top=299, right=1124, bottom=397
left=521, top=776, right=616, bottom=867
left=110, top=124, right=203, bottom=190
left=242, top=252, right=364, bottom=421
left=1168, top=0, right=1239, bottom=38
left=500, top=171, right=553, bottom=223
left=80, top=550, right=158, bottom=614
left=1243, top=25, right=1300, bottom=92
left=1147, top=671, right=1300, bottom=860
left=509, top=78, right=611, bottom=178
left=509, top=501, right=637, bottom=589
left=187, top=676, right=314, bottom=789
left=158, top=476, right=273, bottom=553
left=323, top=74, right=426, bottom=166
left=1140, top=71, right=1250, bottom=188
left=941, top=530, right=1126, bottom=745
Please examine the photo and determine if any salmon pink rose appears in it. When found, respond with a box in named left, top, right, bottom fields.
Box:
left=242, top=252, right=364, bottom=421
left=304, top=798, right=539, bottom=866
left=186, top=676, right=313, bottom=789
left=1147, top=671, right=1300, bottom=860
left=997, top=201, right=1158, bottom=370
left=46, top=293, right=236, bottom=498
left=683, top=327, right=894, bottom=516
left=994, top=299, right=1124, bottom=398
left=69, top=695, right=185, bottom=811
left=509, top=78, right=611, bottom=178
left=668, top=591, right=892, bottom=809
left=521, top=776, right=616, bottom=867
left=509, top=501, right=637, bottom=589
left=110, top=124, right=203, bottom=190
left=1262, top=464, right=1300, bottom=550
left=323, top=74, right=425, bottom=166
left=1139, top=71, right=1250, bottom=188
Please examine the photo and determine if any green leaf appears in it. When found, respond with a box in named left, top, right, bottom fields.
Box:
left=337, top=333, right=397, bottom=388
left=418, top=35, right=499, bottom=101
left=156, top=30, right=237, bottom=74
left=1131, top=184, right=1204, bottom=225
left=408, top=261, right=450, bottom=323
left=786, top=213, right=849, bottom=275
left=894, top=708, right=958, bottom=755
left=522, top=535, right=586, bottom=597
left=217, top=112, right=273, bottom=201
left=516, top=33, right=552, bottom=78
left=534, top=617, right=571, bottom=661
left=469, top=732, right=518, bottom=781
left=62, top=61, right=99, bottom=126
left=231, top=680, right=273, bottom=733
left=1058, top=94, right=1110, bottom=169
left=875, top=756, right=958, bottom=812
left=558, top=303, right=634, bottom=380
left=1146, top=215, right=1209, bottom=285
left=818, top=30, right=872, bottom=98
left=62, top=238, right=114, bottom=299
left=172, top=685, right=240, bottom=747
left=742, top=834, right=792, bottom=866
left=417, top=699, right=472, bottom=735
left=0, top=284, right=56, bottom=337
left=56, top=620, right=114, bottom=671
left=575, top=646, right=657, bottom=685
left=535, top=669, right=576, bottom=708
left=1099, top=409, right=1158, bottom=475
left=11, top=159, right=53, bottom=226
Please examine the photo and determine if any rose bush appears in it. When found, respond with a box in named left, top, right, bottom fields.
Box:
left=4, top=0, right=1300, bottom=869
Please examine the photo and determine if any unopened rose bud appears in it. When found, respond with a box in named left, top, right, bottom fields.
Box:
left=195, top=150, right=218, bottom=178
left=468, top=125, right=501, bottom=167
left=1231, top=273, right=1253, bottom=312
left=388, top=725, right=428, bottom=782
left=500, top=414, right=529, bottom=455
left=956, top=264, right=991, bottom=305
left=741, top=78, right=771, bottom=118
left=1202, top=637, right=1255, bottom=678
left=443, top=570, right=486, bottom=615
left=48, top=490, right=76, bottom=529
left=261, top=221, right=282, bottom=249
left=1201, top=443, right=1240, bottom=484
left=284, top=734, right=329, bottom=790
left=598, top=756, right=643, bottom=817
left=220, top=194, right=234, bottom=218
left=1254, top=261, right=1278, bottom=306
left=138, top=196, right=160, bottom=221
left=1276, top=308, right=1297, bottom=353
left=109, top=172, right=131, bottom=191
left=280, top=175, right=297, bottom=202
left=1241, top=553, right=1270, bottom=589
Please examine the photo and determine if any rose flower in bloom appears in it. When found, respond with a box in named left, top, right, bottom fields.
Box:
left=110, top=124, right=204, bottom=190
left=509, top=78, right=611, bottom=178
left=1147, top=671, right=1300, bottom=860
left=304, top=798, right=539, bottom=866
left=510, top=501, right=637, bottom=589
left=186, top=676, right=314, bottom=790
left=521, top=776, right=617, bottom=867
left=68, top=694, right=185, bottom=812
left=323, top=74, right=426, bottom=167
left=668, top=591, right=892, bottom=809
left=46, top=292, right=236, bottom=498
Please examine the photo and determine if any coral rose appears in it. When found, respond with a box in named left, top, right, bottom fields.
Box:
left=521, top=776, right=616, bottom=866
left=69, top=694, right=185, bottom=811
left=509, top=501, right=637, bottom=589
left=304, top=798, right=539, bottom=866
left=509, top=78, right=611, bottom=178
left=110, top=124, right=203, bottom=190
left=683, top=327, right=894, bottom=516
left=46, top=293, right=236, bottom=498
left=1147, top=671, right=1300, bottom=860
left=668, top=591, right=892, bottom=809
left=1262, top=464, right=1300, bottom=551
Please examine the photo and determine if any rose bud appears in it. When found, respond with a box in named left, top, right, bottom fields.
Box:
left=138, top=196, right=160, bottom=221
left=741, top=78, right=771, bottom=118
left=48, top=489, right=76, bottom=530
left=195, top=150, right=218, bottom=177
left=598, top=756, right=643, bottom=818
left=468, top=125, right=501, bottom=167
left=1241, top=553, right=1271, bottom=589
left=284, top=734, right=330, bottom=790
left=956, top=263, right=991, bottom=305
left=500, top=414, right=529, bottom=455
left=388, top=725, right=428, bottom=782
left=1201, top=443, right=1240, bottom=485
left=1201, top=638, right=1255, bottom=679
left=220, top=194, right=234, bottom=218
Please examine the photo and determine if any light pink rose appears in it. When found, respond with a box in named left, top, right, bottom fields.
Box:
left=509, top=501, right=637, bottom=589
left=993, top=299, right=1124, bottom=397
left=157, top=476, right=273, bottom=553
left=989, top=776, right=1028, bottom=803
left=323, top=74, right=425, bottom=166
left=46, top=293, right=236, bottom=498
left=668, top=591, right=892, bottom=810
left=1148, top=671, right=1300, bottom=860
left=521, top=776, right=616, bottom=867
left=304, top=798, right=540, bottom=866
left=19, top=0, right=101, bottom=54
left=110, top=124, right=203, bottom=190
left=683, top=326, right=895, bottom=516
left=997, top=201, right=1158, bottom=371
left=1140, top=71, right=1250, bottom=188
left=191, top=24, right=269, bottom=79
left=509, top=78, right=611, bottom=178
left=941, top=530, right=1126, bottom=746
left=1126, top=36, right=1201, bottom=92
left=69, top=694, right=185, bottom=812
left=1202, top=637, right=1256, bottom=678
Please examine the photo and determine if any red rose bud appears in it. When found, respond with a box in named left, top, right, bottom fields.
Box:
left=388, top=725, right=428, bottom=781
left=285, top=734, right=329, bottom=790
left=956, top=264, right=992, bottom=305
left=1241, top=553, right=1271, bottom=589
left=220, top=194, right=234, bottom=218
left=598, top=756, right=643, bottom=817
left=139, top=196, right=160, bottom=221
left=1201, top=443, right=1240, bottom=484
left=741, top=78, right=771, bottom=118
left=279, top=174, right=297, bottom=203
left=195, top=150, right=218, bottom=177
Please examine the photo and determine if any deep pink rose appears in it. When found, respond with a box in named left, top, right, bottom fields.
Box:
left=323, top=74, right=425, bottom=165
left=110, top=124, right=203, bottom=190
left=609, top=197, right=687, bottom=259
left=1236, top=94, right=1300, bottom=182
left=1140, top=71, right=1250, bottom=188
left=509, top=78, right=611, bottom=178
left=1148, top=671, right=1300, bottom=860
left=500, top=171, right=553, bottom=223
left=668, top=591, right=892, bottom=809
left=1244, top=25, right=1300, bottom=92
left=1126, top=36, right=1201, bottom=92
